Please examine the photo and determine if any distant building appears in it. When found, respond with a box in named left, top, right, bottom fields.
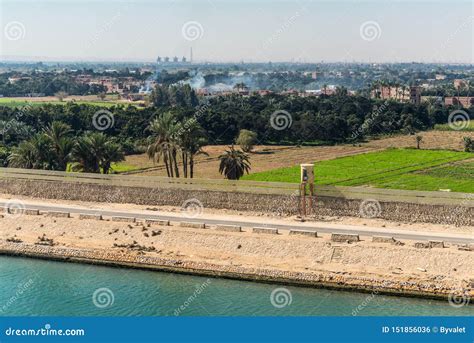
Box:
left=445, top=96, right=474, bottom=108
left=454, top=79, right=468, bottom=89
left=410, top=86, right=421, bottom=105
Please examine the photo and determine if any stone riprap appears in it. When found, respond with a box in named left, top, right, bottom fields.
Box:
left=0, top=178, right=472, bottom=226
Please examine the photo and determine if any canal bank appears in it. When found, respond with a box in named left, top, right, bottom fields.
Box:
left=0, top=241, right=472, bottom=304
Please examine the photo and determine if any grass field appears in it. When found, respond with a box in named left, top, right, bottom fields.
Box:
left=434, top=121, right=474, bottom=132
left=242, top=148, right=474, bottom=193
left=0, top=96, right=141, bottom=108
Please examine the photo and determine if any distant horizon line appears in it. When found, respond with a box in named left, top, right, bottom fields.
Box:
left=1, top=56, right=473, bottom=66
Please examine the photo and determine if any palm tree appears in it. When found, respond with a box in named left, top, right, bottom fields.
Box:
left=44, top=121, right=74, bottom=171
left=8, top=140, right=37, bottom=169
left=71, top=132, right=123, bottom=174
left=177, top=122, right=208, bottom=178
left=218, top=146, right=251, bottom=180
left=101, top=140, right=124, bottom=174
left=147, top=112, right=181, bottom=177
left=8, top=134, right=55, bottom=170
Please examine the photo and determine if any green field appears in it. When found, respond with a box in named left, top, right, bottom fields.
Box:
left=243, top=148, right=474, bottom=193
left=434, top=121, right=474, bottom=132
left=0, top=98, right=136, bottom=108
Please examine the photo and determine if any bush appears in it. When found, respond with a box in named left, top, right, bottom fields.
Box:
left=236, top=129, right=258, bottom=152
left=463, top=137, right=474, bottom=152
left=0, top=146, right=9, bottom=167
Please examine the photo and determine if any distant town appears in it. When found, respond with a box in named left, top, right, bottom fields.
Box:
left=1, top=60, right=472, bottom=107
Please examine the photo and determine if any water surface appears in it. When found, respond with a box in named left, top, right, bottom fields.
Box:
left=0, top=256, right=471, bottom=316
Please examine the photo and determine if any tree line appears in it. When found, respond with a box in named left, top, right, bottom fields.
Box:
left=0, top=84, right=471, bottom=174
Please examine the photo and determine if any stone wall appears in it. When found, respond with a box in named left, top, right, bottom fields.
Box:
left=0, top=178, right=472, bottom=226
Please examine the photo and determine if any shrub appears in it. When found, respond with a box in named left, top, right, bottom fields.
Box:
left=463, top=137, right=474, bottom=152
left=236, top=129, right=258, bottom=152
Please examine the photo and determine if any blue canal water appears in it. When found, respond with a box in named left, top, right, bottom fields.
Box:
left=0, top=256, right=472, bottom=316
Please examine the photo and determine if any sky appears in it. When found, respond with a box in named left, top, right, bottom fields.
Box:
left=0, top=0, right=473, bottom=63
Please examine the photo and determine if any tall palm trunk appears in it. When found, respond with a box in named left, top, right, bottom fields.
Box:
left=172, top=149, right=180, bottom=178
left=164, top=155, right=171, bottom=177
left=182, top=152, right=188, bottom=178
left=190, top=154, right=194, bottom=178
left=167, top=151, right=174, bottom=177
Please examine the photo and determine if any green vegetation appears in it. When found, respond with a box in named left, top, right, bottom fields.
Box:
left=147, top=111, right=207, bottom=178
left=434, top=122, right=474, bottom=132
left=243, top=148, right=474, bottom=193
left=8, top=122, right=124, bottom=174
left=0, top=98, right=126, bottom=108
left=236, top=129, right=258, bottom=152
left=219, top=146, right=251, bottom=180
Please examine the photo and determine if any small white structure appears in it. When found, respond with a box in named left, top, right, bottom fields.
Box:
left=299, top=164, right=315, bottom=217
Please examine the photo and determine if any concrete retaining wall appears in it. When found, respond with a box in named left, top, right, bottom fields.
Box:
left=215, top=225, right=242, bottom=232
left=180, top=222, right=206, bottom=229
left=79, top=214, right=103, bottom=221
left=253, top=227, right=279, bottom=234
left=331, top=233, right=360, bottom=243
left=111, top=216, right=136, bottom=223
left=289, top=229, right=317, bottom=237
left=145, top=219, right=170, bottom=226
left=0, top=178, right=472, bottom=226
left=46, top=211, right=70, bottom=218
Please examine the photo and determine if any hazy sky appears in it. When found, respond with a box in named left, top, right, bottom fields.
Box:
left=0, top=0, right=472, bottom=63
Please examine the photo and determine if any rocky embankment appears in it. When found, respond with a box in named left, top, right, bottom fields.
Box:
left=0, top=241, right=472, bottom=302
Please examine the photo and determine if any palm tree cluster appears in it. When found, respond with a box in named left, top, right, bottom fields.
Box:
left=147, top=112, right=208, bottom=178
left=218, top=146, right=251, bottom=180
left=8, top=121, right=124, bottom=174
